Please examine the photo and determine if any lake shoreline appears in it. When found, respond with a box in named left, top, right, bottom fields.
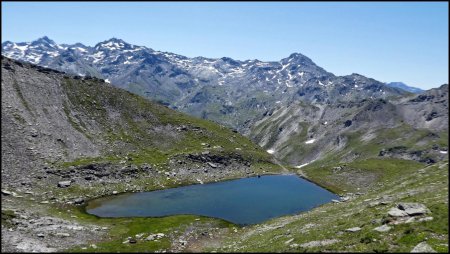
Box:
left=85, top=174, right=338, bottom=225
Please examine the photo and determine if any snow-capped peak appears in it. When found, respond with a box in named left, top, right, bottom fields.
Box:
left=95, top=38, right=134, bottom=51
left=31, top=36, right=58, bottom=47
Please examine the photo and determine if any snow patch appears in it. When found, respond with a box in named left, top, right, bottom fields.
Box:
left=13, top=43, right=29, bottom=51
left=295, top=163, right=309, bottom=169
left=278, top=63, right=290, bottom=73
left=47, top=51, right=59, bottom=57
left=288, top=72, right=293, bottom=80
left=304, top=139, right=316, bottom=144
left=440, top=151, right=448, bottom=154
left=267, top=149, right=275, bottom=154
left=92, top=51, right=105, bottom=63
left=75, top=47, right=87, bottom=52
left=26, top=54, right=42, bottom=64
left=123, top=48, right=142, bottom=53
left=102, top=41, right=124, bottom=50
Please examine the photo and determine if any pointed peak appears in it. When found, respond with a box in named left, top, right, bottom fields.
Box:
left=29, top=36, right=58, bottom=49
left=281, top=52, right=314, bottom=65
left=95, top=37, right=133, bottom=50
left=70, top=42, right=87, bottom=48
left=220, top=57, right=240, bottom=65
left=349, top=73, right=366, bottom=78
left=34, top=36, right=56, bottom=45
left=105, top=37, right=128, bottom=43
left=288, top=52, right=311, bottom=61
left=2, top=41, right=14, bottom=46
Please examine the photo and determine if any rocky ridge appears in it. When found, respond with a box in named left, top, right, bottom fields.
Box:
left=248, top=84, right=448, bottom=166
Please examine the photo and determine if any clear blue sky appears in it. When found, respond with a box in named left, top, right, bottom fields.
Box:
left=2, top=2, right=448, bottom=89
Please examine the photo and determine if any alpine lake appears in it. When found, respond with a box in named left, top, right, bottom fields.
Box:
left=86, top=174, right=338, bottom=225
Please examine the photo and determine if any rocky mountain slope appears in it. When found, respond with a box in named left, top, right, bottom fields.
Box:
left=2, top=56, right=281, bottom=187
left=2, top=37, right=408, bottom=131
left=249, top=84, right=448, bottom=166
left=1, top=56, right=287, bottom=252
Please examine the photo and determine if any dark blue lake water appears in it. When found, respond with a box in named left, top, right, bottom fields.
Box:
left=86, top=175, right=337, bottom=225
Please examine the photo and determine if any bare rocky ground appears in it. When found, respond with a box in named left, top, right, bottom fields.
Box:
left=1, top=196, right=106, bottom=252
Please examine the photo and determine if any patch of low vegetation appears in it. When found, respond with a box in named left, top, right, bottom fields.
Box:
left=302, top=158, right=424, bottom=194
left=1, top=209, right=17, bottom=228
left=12, top=78, right=33, bottom=114
left=64, top=211, right=232, bottom=253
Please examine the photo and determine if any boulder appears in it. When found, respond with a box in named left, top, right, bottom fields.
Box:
left=57, top=181, right=71, bottom=188
left=146, top=233, right=165, bottom=241
left=285, top=238, right=294, bottom=245
left=1, top=189, right=13, bottom=196
left=340, top=196, right=350, bottom=202
left=300, top=239, right=340, bottom=248
left=345, top=227, right=361, bottom=232
left=373, top=225, right=391, bottom=232
left=74, top=198, right=84, bottom=205
left=417, top=217, right=433, bottom=222
left=146, top=235, right=156, bottom=241
left=398, top=203, right=430, bottom=216
left=411, top=242, right=436, bottom=253
left=207, top=162, right=217, bottom=168
left=388, top=207, right=408, bottom=217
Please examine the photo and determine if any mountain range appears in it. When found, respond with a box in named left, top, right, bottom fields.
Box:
left=3, top=36, right=414, bottom=131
